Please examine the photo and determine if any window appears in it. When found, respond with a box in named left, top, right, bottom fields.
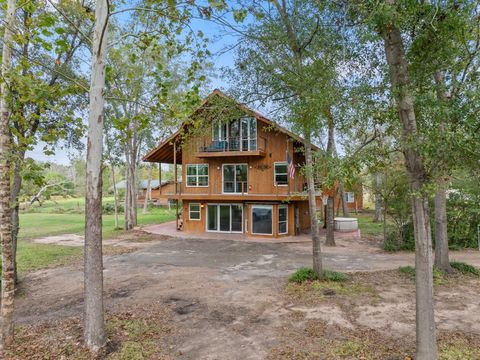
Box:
left=346, top=192, right=355, bottom=203
left=252, top=205, right=273, bottom=235
left=274, top=162, right=288, bottom=185
left=278, top=205, right=288, bottom=234
left=189, top=203, right=201, bottom=220
left=186, top=164, right=208, bottom=187
left=223, top=164, right=248, bottom=193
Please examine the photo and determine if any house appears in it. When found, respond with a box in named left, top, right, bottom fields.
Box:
left=150, top=181, right=181, bottom=206
left=143, top=90, right=323, bottom=238
left=115, top=179, right=160, bottom=205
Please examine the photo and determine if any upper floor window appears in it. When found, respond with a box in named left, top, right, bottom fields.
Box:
left=274, top=162, right=288, bottom=185
left=223, top=164, right=248, bottom=193
left=346, top=192, right=355, bottom=203
left=210, top=117, right=257, bottom=151
left=186, top=164, right=209, bottom=187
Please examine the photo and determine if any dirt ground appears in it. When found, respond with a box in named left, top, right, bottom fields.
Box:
left=12, top=233, right=480, bottom=359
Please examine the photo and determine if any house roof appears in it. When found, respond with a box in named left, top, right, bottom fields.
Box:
left=143, top=89, right=318, bottom=164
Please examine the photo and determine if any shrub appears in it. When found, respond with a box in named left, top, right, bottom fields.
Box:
left=450, top=261, right=480, bottom=276
left=324, top=270, right=349, bottom=282
left=288, top=268, right=349, bottom=283
left=289, top=267, right=318, bottom=283
left=102, top=202, right=124, bottom=215
left=384, top=222, right=415, bottom=252
left=398, top=266, right=444, bottom=285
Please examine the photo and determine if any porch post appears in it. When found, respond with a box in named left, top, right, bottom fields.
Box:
left=173, top=141, right=179, bottom=230
left=159, top=163, right=162, bottom=195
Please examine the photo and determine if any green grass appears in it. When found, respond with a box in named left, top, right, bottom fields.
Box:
left=15, top=197, right=176, bottom=275
left=288, top=267, right=349, bottom=283
left=450, top=261, right=480, bottom=276
left=399, top=266, right=445, bottom=285
left=355, top=212, right=391, bottom=237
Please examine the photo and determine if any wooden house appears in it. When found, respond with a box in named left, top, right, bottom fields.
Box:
left=143, top=90, right=323, bottom=238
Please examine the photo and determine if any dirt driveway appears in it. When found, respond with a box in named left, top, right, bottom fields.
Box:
left=15, top=234, right=480, bottom=359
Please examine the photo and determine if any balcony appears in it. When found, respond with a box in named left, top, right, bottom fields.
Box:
left=196, top=136, right=266, bottom=158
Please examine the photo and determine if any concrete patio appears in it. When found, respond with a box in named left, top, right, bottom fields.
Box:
left=141, top=221, right=361, bottom=243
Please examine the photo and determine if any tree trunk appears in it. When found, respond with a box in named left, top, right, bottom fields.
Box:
left=382, top=21, right=437, bottom=359
left=433, top=71, right=452, bottom=274
left=0, top=0, right=17, bottom=351
left=326, top=196, right=335, bottom=246
left=338, top=182, right=349, bottom=217
left=304, top=132, right=323, bottom=278
left=84, top=0, right=108, bottom=351
left=143, top=165, right=152, bottom=214
left=373, top=173, right=383, bottom=222
left=434, top=179, right=452, bottom=273
left=10, top=156, right=23, bottom=284
left=110, top=162, right=119, bottom=229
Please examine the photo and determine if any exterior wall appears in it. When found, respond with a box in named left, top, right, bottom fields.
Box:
left=180, top=121, right=306, bottom=196
left=182, top=200, right=311, bottom=237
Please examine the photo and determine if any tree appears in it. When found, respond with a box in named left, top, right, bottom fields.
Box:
left=225, top=0, right=348, bottom=277
left=375, top=4, right=437, bottom=358
left=9, top=0, right=90, bottom=282
left=0, top=0, right=17, bottom=350
left=83, top=0, right=108, bottom=351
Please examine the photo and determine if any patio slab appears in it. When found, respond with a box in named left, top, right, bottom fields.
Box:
left=141, top=221, right=361, bottom=243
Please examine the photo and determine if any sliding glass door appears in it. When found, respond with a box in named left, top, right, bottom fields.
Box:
left=207, top=204, right=243, bottom=233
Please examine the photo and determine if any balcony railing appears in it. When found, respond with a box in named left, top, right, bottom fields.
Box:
left=199, top=136, right=266, bottom=153
left=223, top=181, right=248, bottom=194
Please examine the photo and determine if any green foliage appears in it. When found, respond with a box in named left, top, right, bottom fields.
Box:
left=288, top=267, right=348, bottom=283
left=450, top=262, right=480, bottom=276
left=324, top=270, right=349, bottom=282
left=288, top=267, right=318, bottom=283
left=384, top=222, right=415, bottom=252
left=399, top=266, right=444, bottom=285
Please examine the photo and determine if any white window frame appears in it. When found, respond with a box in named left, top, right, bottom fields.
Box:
left=346, top=192, right=355, bottom=203
left=274, top=162, right=288, bottom=186
left=189, top=203, right=201, bottom=221
left=222, top=163, right=248, bottom=194
left=251, top=205, right=273, bottom=236
left=186, top=164, right=209, bottom=187
left=205, top=203, right=243, bottom=233
left=278, top=204, right=288, bottom=235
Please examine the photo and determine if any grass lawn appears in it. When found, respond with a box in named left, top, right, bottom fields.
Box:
left=355, top=212, right=391, bottom=237
left=16, top=197, right=176, bottom=275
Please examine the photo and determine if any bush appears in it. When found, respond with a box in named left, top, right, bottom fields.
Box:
left=289, top=267, right=318, bottom=283
left=288, top=268, right=349, bottom=283
left=102, top=202, right=124, bottom=215
left=450, top=261, right=480, bottom=276
left=324, top=270, right=349, bottom=282
left=384, top=222, right=415, bottom=252
left=398, top=266, right=444, bottom=285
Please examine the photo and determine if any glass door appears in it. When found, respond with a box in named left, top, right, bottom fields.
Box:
left=219, top=205, right=231, bottom=232
left=240, top=117, right=257, bottom=151
left=206, top=204, right=243, bottom=233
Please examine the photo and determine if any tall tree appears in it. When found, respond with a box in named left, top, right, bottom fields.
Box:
left=0, top=0, right=17, bottom=350
left=84, top=0, right=108, bottom=351
left=226, top=0, right=347, bottom=276
left=9, top=0, right=90, bottom=281
left=376, top=4, right=437, bottom=358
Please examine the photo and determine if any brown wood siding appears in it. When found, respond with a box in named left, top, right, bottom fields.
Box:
left=180, top=121, right=306, bottom=197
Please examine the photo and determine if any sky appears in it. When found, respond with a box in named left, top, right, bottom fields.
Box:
left=26, top=5, right=242, bottom=166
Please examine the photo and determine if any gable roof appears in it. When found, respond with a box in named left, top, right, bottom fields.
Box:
left=143, top=89, right=318, bottom=163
